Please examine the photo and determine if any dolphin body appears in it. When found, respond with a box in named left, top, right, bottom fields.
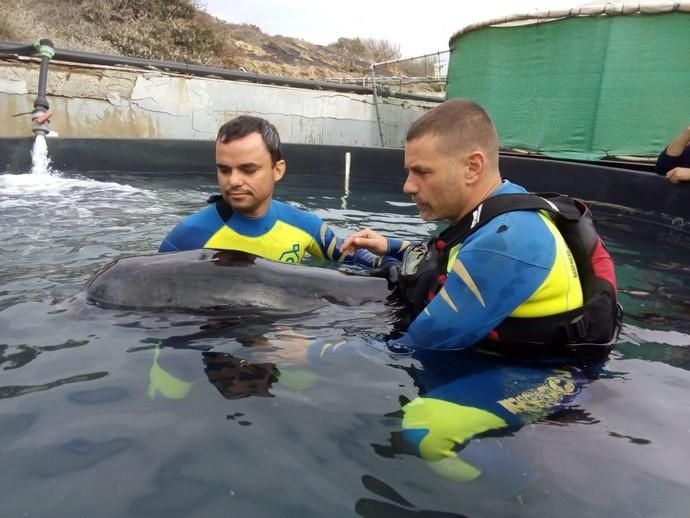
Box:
left=85, top=249, right=392, bottom=314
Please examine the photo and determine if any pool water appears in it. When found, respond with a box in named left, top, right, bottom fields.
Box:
left=0, top=166, right=689, bottom=517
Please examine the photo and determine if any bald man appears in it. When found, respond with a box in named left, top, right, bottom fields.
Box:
left=342, top=99, right=618, bottom=351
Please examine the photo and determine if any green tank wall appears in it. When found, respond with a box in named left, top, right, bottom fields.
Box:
left=446, top=12, right=690, bottom=160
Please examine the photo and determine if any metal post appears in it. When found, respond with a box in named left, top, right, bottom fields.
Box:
left=370, top=64, right=385, bottom=148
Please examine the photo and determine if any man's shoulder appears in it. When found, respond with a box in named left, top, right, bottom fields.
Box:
left=492, top=179, right=528, bottom=196
left=471, top=208, right=549, bottom=239
left=481, top=182, right=556, bottom=237
left=175, top=203, right=221, bottom=229
left=159, top=203, right=221, bottom=252
left=272, top=200, right=323, bottom=230
left=462, top=204, right=556, bottom=266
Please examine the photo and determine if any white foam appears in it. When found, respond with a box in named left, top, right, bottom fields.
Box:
left=0, top=172, right=150, bottom=197
left=30, top=134, right=54, bottom=176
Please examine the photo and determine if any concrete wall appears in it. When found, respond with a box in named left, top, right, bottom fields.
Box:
left=0, top=59, right=437, bottom=147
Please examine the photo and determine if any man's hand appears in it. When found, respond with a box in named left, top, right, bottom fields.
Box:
left=666, top=167, right=690, bottom=184
left=341, top=228, right=388, bottom=256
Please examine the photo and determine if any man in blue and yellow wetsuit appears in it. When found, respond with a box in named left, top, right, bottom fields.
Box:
left=159, top=115, right=390, bottom=266
left=337, top=98, right=619, bottom=489
left=342, top=98, right=619, bottom=351
left=152, top=115, right=400, bottom=399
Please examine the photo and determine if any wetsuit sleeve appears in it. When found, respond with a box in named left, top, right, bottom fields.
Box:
left=305, top=220, right=383, bottom=267
left=384, top=238, right=412, bottom=261
left=655, top=146, right=690, bottom=175
left=394, top=215, right=556, bottom=351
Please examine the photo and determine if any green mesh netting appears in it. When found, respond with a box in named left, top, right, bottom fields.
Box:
left=446, top=12, right=690, bottom=160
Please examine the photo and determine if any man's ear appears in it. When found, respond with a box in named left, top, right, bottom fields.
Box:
left=465, top=151, right=485, bottom=184
left=274, top=160, right=286, bottom=181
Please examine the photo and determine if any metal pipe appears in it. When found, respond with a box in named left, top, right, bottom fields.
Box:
left=370, top=65, right=385, bottom=147
left=33, top=39, right=54, bottom=111
left=0, top=41, right=443, bottom=104
left=372, top=50, right=449, bottom=69
left=30, top=39, right=55, bottom=137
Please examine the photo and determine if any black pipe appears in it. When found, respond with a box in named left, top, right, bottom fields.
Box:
left=33, top=39, right=54, bottom=111
left=0, top=41, right=442, bottom=104
left=25, top=39, right=55, bottom=137
left=0, top=43, right=36, bottom=56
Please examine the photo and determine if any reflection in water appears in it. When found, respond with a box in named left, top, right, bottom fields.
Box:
left=0, top=413, right=37, bottom=443
left=144, top=313, right=307, bottom=402
left=0, top=371, right=108, bottom=399
left=32, top=438, right=132, bottom=478
left=68, top=386, right=130, bottom=405
left=607, top=431, right=652, bottom=445
left=2, top=437, right=131, bottom=479
left=0, top=339, right=89, bottom=370
left=356, top=474, right=467, bottom=518
left=203, top=351, right=279, bottom=400
left=371, top=346, right=613, bottom=497
left=144, top=304, right=619, bottom=501
left=129, top=453, right=228, bottom=517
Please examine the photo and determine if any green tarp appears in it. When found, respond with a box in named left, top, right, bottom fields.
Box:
left=446, top=12, right=690, bottom=160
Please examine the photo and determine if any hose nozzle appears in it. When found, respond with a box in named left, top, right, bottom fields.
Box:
left=31, top=109, right=53, bottom=137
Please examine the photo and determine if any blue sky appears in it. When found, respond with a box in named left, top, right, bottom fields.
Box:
left=203, top=0, right=589, bottom=57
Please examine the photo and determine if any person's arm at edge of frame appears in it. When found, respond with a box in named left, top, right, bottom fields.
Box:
left=655, top=125, right=690, bottom=175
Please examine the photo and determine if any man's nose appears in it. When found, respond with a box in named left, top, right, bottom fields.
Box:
left=403, top=174, right=417, bottom=195
left=224, top=171, right=243, bottom=187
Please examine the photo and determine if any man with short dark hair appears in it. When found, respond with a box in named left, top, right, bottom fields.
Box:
left=159, top=115, right=385, bottom=266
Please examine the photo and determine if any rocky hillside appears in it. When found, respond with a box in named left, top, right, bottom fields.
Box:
left=0, top=0, right=406, bottom=81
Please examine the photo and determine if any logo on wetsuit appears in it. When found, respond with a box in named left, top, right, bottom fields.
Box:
left=279, top=243, right=301, bottom=263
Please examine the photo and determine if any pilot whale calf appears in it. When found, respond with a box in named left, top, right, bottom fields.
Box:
left=85, top=249, right=392, bottom=314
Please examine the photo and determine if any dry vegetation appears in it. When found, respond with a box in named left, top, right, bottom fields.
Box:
left=0, top=0, right=428, bottom=81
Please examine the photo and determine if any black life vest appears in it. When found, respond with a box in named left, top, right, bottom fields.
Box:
left=397, top=193, right=622, bottom=346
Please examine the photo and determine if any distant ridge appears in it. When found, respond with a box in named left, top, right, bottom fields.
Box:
left=0, top=0, right=404, bottom=80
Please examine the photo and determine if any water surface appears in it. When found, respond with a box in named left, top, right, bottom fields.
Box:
left=0, top=162, right=688, bottom=517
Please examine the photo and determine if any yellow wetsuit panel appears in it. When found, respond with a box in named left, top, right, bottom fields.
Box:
left=205, top=220, right=315, bottom=263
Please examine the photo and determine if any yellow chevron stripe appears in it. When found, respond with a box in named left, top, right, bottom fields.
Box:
left=320, top=342, right=333, bottom=357
left=319, top=223, right=327, bottom=244
left=438, top=287, right=458, bottom=312
left=452, top=259, right=485, bottom=307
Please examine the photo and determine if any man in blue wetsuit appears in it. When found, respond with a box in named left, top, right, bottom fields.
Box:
left=159, top=115, right=382, bottom=266
left=655, top=123, right=690, bottom=183
left=334, top=99, right=619, bottom=489
left=342, top=99, right=618, bottom=351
